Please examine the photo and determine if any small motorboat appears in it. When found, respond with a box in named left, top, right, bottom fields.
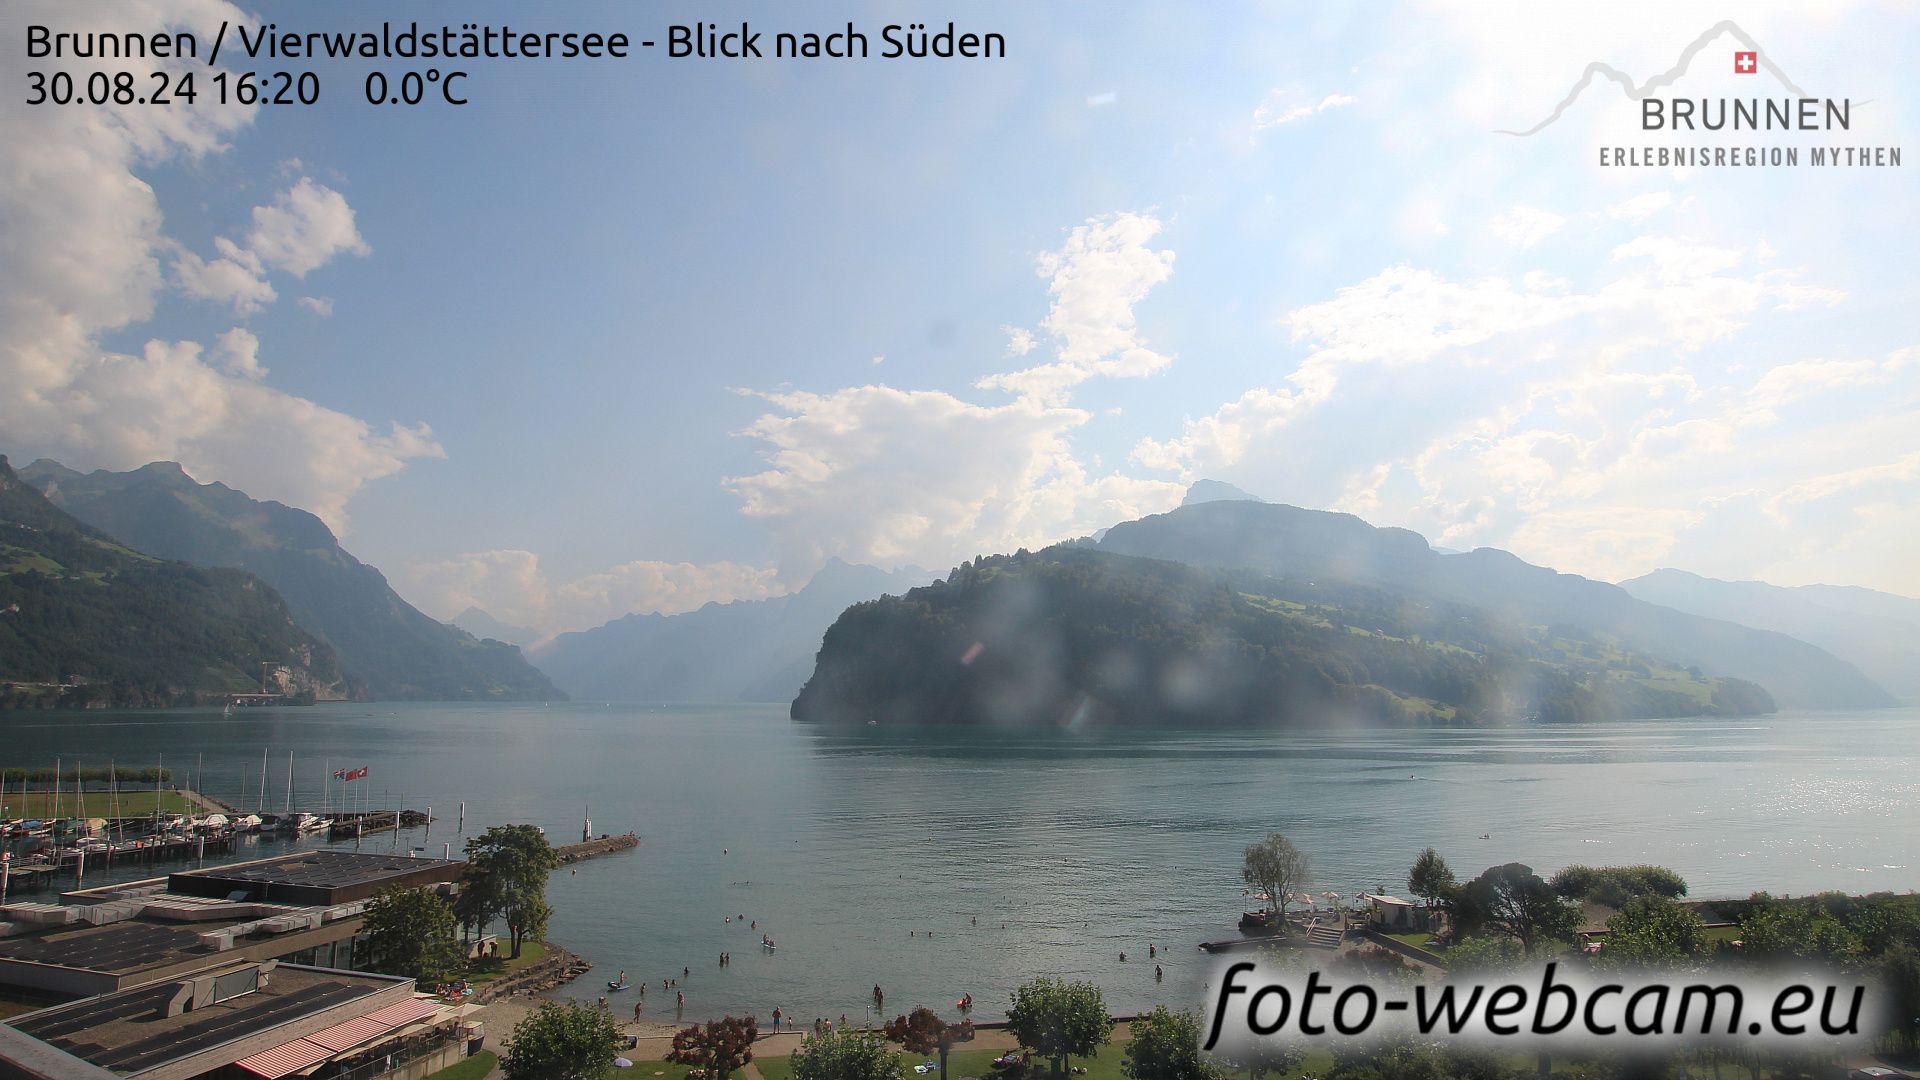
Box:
left=607, top=980, right=630, bottom=991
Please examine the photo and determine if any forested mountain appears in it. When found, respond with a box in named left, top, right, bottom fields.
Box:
left=1095, top=501, right=1894, bottom=710
left=535, top=558, right=930, bottom=702
left=0, top=456, right=344, bottom=709
left=792, top=546, right=1776, bottom=728
left=1621, top=569, right=1920, bottom=704
left=20, top=459, right=561, bottom=702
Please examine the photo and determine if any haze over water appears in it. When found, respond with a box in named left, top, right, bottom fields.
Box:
left=3, top=703, right=1915, bottom=1023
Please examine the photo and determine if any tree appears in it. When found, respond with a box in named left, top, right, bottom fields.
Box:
left=501, top=1000, right=622, bottom=1080
left=1006, top=977, right=1113, bottom=1076
left=1406, top=848, right=1454, bottom=908
left=1454, top=863, right=1579, bottom=956
left=1122, top=1006, right=1220, bottom=1080
left=1548, top=865, right=1687, bottom=908
left=1598, top=897, right=1704, bottom=968
left=884, top=1007, right=974, bottom=1080
left=667, top=1016, right=759, bottom=1080
left=1242, top=833, right=1309, bottom=923
left=363, top=885, right=464, bottom=984
left=792, top=1026, right=897, bottom=1080
left=464, top=823, right=562, bottom=959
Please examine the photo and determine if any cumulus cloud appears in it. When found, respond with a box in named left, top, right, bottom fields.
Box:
left=298, top=295, right=336, bottom=317
left=0, top=0, right=436, bottom=533
left=727, top=385, right=1181, bottom=572
left=1489, top=205, right=1567, bottom=249
left=245, top=177, right=371, bottom=276
left=398, top=549, right=786, bottom=635
left=1253, top=91, right=1358, bottom=131
left=976, top=212, right=1176, bottom=402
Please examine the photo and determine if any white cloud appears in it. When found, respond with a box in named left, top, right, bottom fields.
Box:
left=1253, top=91, right=1358, bottom=131
left=298, top=295, right=336, bottom=317
left=976, top=212, right=1176, bottom=402
left=0, top=0, right=437, bottom=534
left=245, top=177, right=371, bottom=276
left=173, top=238, right=276, bottom=314
left=1002, top=326, right=1037, bottom=357
left=1608, top=191, right=1675, bottom=222
left=727, top=384, right=1181, bottom=572
left=1489, top=205, right=1567, bottom=249
left=398, top=549, right=786, bottom=635
left=1086, top=91, right=1118, bottom=108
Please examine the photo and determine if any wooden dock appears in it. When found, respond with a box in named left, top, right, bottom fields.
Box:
left=555, top=833, right=639, bottom=864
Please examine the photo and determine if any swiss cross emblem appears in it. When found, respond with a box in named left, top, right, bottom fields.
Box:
left=1735, top=51, right=1757, bottom=74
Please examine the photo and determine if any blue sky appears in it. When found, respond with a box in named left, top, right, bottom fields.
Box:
left=4, top=0, right=1916, bottom=635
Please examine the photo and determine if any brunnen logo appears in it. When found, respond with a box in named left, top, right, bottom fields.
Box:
left=1499, top=20, right=1901, bottom=169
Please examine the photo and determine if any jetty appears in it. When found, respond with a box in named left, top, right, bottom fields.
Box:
left=555, top=833, right=639, bottom=863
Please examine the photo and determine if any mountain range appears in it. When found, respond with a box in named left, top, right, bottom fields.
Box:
left=532, top=558, right=931, bottom=702
left=0, top=456, right=344, bottom=708
left=792, top=545, right=1777, bottom=727
left=20, top=459, right=561, bottom=702
left=1620, top=569, right=1920, bottom=704
left=1093, top=500, right=1895, bottom=711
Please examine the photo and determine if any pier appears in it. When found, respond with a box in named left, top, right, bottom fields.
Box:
left=555, top=833, right=639, bottom=863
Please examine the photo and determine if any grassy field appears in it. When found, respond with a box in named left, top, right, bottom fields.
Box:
left=0, top=790, right=198, bottom=819
left=424, top=1050, right=496, bottom=1080
left=756, top=1042, right=1336, bottom=1080
left=467, top=940, right=546, bottom=984
left=611, top=1060, right=704, bottom=1080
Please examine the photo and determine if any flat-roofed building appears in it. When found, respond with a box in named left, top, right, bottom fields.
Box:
left=0, top=960, right=457, bottom=1079
left=0, top=852, right=463, bottom=998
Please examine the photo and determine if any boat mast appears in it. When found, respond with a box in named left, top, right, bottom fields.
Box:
left=284, top=752, right=294, bottom=815
left=257, top=748, right=268, bottom=813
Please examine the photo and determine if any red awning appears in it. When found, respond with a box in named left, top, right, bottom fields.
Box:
left=305, top=1014, right=395, bottom=1052
left=234, top=998, right=443, bottom=1076
left=365, top=997, right=441, bottom=1028
left=235, top=1038, right=332, bottom=1079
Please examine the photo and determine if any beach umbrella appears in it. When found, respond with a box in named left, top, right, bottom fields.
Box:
left=614, top=1058, right=634, bottom=1068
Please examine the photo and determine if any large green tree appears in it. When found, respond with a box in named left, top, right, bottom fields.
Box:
left=501, top=1000, right=622, bottom=1080
left=363, top=885, right=464, bottom=984
left=1242, top=833, right=1309, bottom=922
left=1453, top=863, right=1578, bottom=956
left=1006, top=977, right=1113, bottom=1076
left=666, top=1016, right=759, bottom=1080
left=1121, top=1006, right=1220, bottom=1080
left=1406, top=848, right=1454, bottom=907
left=883, top=1006, right=973, bottom=1080
left=464, top=823, right=562, bottom=959
left=1599, top=897, right=1705, bottom=968
left=791, top=1026, right=897, bottom=1080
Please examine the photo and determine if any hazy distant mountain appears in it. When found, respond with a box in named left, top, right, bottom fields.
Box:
left=1620, top=569, right=1920, bottom=704
left=1095, top=501, right=1895, bottom=711
left=535, top=558, right=931, bottom=702
left=1181, top=479, right=1266, bottom=506
left=451, top=606, right=539, bottom=649
left=793, top=546, right=1775, bottom=727
left=1, top=456, right=344, bottom=708
left=21, top=459, right=561, bottom=702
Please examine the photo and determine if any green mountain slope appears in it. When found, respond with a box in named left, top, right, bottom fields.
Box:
left=0, top=455, right=344, bottom=709
left=791, top=546, right=1775, bottom=728
left=1096, top=501, right=1894, bottom=711
left=20, top=459, right=561, bottom=703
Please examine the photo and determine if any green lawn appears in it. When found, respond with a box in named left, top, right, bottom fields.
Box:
left=467, top=939, right=546, bottom=983
left=0, top=790, right=199, bottom=818
left=425, top=1050, right=496, bottom=1080
left=614, top=1060, right=705, bottom=1080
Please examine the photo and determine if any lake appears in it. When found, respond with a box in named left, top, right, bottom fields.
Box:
left=2, top=702, right=1916, bottom=1025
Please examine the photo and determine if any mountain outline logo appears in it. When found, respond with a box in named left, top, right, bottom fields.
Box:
left=1499, top=20, right=1803, bottom=136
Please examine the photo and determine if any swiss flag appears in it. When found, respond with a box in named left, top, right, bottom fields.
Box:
left=1734, top=51, right=1757, bottom=74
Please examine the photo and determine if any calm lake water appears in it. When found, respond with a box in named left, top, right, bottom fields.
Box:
left=2, top=703, right=1916, bottom=1025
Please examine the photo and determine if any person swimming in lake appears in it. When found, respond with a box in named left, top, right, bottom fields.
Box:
left=1155, top=965, right=1163, bottom=981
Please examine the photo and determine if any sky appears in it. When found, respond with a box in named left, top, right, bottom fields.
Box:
left=3, top=0, right=1916, bottom=637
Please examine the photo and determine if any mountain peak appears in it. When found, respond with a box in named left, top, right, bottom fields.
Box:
left=1181, top=479, right=1265, bottom=506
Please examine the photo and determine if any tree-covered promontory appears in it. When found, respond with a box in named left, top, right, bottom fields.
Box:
left=791, top=546, right=1775, bottom=728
